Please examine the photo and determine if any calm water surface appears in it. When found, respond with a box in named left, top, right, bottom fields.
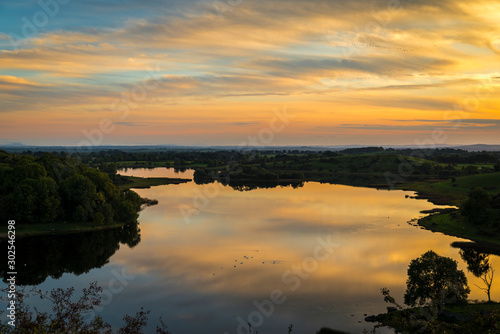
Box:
left=3, top=167, right=499, bottom=334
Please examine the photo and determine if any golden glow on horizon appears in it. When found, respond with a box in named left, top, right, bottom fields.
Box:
left=0, top=0, right=499, bottom=145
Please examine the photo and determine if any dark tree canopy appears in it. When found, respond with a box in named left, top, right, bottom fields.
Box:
left=0, top=151, right=141, bottom=225
left=404, top=250, right=470, bottom=307
left=459, top=248, right=491, bottom=277
left=461, top=188, right=491, bottom=224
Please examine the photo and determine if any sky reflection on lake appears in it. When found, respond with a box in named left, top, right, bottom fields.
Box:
left=5, top=168, right=498, bottom=334
left=106, top=168, right=499, bottom=333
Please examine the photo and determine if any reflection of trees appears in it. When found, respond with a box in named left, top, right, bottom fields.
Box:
left=457, top=243, right=495, bottom=302
left=194, top=174, right=305, bottom=191
left=174, top=167, right=187, bottom=173
left=0, top=223, right=141, bottom=286
left=228, top=180, right=305, bottom=192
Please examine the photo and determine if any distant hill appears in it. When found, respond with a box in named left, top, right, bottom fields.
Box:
left=453, top=144, right=500, bottom=152
left=0, top=143, right=499, bottom=153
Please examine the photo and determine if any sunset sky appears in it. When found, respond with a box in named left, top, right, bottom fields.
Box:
left=1, top=0, right=499, bottom=146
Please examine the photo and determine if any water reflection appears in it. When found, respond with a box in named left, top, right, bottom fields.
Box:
left=0, top=222, right=140, bottom=285
left=194, top=169, right=393, bottom=191
left=105, top=176, right=499, bottom=333
left=3, top=168, right=498, bottom=334
left=118, top=167, right=194, bottom=179
left=227, top=180, right=304, bottom=191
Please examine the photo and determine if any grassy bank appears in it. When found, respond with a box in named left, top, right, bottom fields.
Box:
left=419, top=211, right=500, bottom=247
left=400, top=172, right=500, bottom=206
left=0, top=221, right=127, bottom=239
left=398, top=172, right=500, bottom=247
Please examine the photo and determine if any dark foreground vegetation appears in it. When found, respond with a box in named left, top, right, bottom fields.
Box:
left=319, top=249, right=499, bottom=333
left=0, top=282, right=172, bottom=334
left=367, top=249, right=499, bottom=333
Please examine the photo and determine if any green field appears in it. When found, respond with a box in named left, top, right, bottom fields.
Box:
left=419, top=211, right=500, bottom=247
left=401, top=172, right=500, bottom=246
left=401, top=172, right=500, bottom=205
left=455, top=163, right=495, bottom=168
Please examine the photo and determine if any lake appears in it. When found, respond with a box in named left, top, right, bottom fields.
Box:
left=2, top=167, right=499, bottom=333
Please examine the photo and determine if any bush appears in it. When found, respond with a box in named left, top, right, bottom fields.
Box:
left=0, top=283, right=171, bottom=334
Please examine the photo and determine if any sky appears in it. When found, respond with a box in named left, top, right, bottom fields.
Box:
left=0, top=0, right=499, bottom=147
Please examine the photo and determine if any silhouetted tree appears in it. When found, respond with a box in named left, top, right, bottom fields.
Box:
left=0, top=283, right=171, bottom=333
left=459, top=248, right=495, bottom=302
left=404, top=250, right=470, bottom=307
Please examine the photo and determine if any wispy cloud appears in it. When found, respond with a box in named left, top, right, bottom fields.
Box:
left=114, top=121, right=147, bottom=127
left=312, top=118, right=500, bottom=133
left=0, top=0, right=499, bottom=145
left=230, top=122, right=260, bottom=126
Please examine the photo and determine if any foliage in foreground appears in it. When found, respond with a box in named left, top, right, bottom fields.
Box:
left=378, top=289, right=500, bottom=333
left=0, top=282, right=170, bottom=334
left=373, top=249, right=499, bottom=333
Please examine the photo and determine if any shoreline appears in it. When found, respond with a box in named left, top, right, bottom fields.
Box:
left=1, top=175, right=192, bottom=240
left=0, top=221, right=128, bottom=240
left=4, top=171, right=499, bottom=247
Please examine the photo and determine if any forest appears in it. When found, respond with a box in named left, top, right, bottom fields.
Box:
left=0, top=150, right=142, bottom=227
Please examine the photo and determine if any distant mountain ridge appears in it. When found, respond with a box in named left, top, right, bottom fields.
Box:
left=0, top=144, right=499, bottom=152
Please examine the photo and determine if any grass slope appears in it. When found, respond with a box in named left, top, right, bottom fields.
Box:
left=402, top=172, right=500, bottom=247
left=402, top=172, right=500, bottom=206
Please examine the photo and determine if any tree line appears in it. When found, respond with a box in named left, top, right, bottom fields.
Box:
left=15, top=147, right=500, bottom=168
left=0, top=150, right=141, bottom=226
